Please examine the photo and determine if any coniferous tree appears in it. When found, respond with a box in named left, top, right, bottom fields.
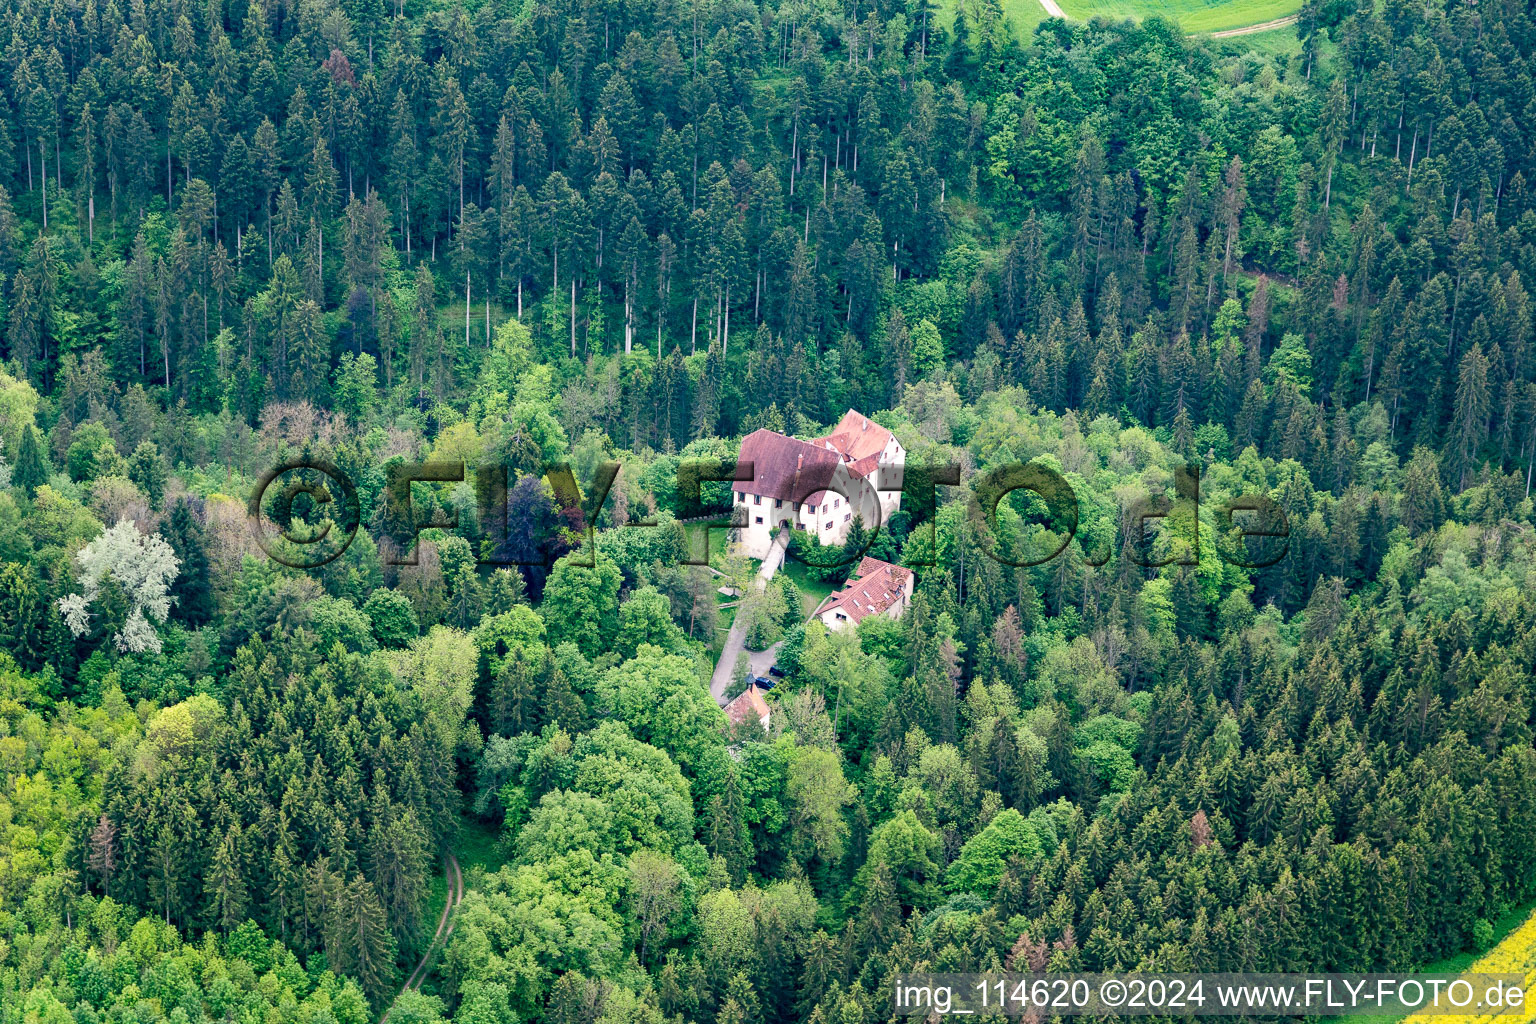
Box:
left=12, top=424, right=47, bottom=497
left=164, top=499, right=214, bottom=626
left=1445, top=343, right=1492, bottom=490
left=328, top=877, right=396, bottom=1005
left=365, top=797, right=429, bottom=950
left=88, top=813, right=119, bottom=895
left=205, top=826, right=249, bottom=931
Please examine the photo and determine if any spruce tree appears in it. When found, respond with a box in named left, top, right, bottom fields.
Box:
left=270, top=814, right=303, bottom=943
left=330, top=877, right=396, bottom=1006
left=205, top=826, right=249, bottom=931
left=544, top=661, right=587, bottom=733
left=127, top=441, right=167, bottom=507
left=365, top=798, right=428, bottom=950
left=164, top=499, right=214, bottom=626
left=12, top=424, right=48, bottom=496
left=705, top=770, right=751, bottom=881
left=492, top=648, right=540, bottom=735
left=88, top=813, right=119, bottom=895
left=1445, top=343, right=1491, bottom=491
left=0, top=562, right=42, bottom=668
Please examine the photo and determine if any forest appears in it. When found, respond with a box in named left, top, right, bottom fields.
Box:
left=1, top=0, right=1535, bottom=1018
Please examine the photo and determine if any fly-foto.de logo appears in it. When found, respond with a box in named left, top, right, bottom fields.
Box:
left=248, top=459, right=1290, bottom=571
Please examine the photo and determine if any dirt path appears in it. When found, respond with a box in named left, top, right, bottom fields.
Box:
left=1035, top=0, right=1066, bottom=16
left=1207, top=13, right=1298, bottom=36
left=378, top=852, right=463, bottom=1024
left=710, top=532, right=789, bottom=704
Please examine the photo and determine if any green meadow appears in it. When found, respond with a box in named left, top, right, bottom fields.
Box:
left=991, top=0, right=1300, bottom=38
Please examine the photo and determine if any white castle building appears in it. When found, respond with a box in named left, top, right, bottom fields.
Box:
left=730, top=409, right=905, bottom=561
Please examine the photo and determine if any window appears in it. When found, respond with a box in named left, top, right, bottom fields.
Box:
left=823, top=521, right=832, bottom=530
left=754, top=495, right=761, bottom=505
left=792, top=502, right=801, bottom=512
left=833, top=498, right=841, bottom=509
left=844, top=513, right=852, bottom=522
left=774, top=499, right=782, bottom=508
left=735, top=491, right=743, bottom=502
left=755, top=516, right=764, bottom=525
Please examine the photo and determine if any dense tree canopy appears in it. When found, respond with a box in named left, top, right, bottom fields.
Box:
left=2, top=0, right=1536, bottom=1018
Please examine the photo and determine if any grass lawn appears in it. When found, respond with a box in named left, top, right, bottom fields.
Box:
left=780, top=557, right=839, bottom=618
left=938, top=0, right=1304, bottom=49
left=418, top=818, right=507, bottom=956
left=936, top=0, right=1049, bottom=40
left=412, top=819, right=505, bottom=997
left=1211, top=22, right=1303, bottom=53
left=1049, top=0, right=1300, bottom=34
left=1002, top=0, right=1050, bottom=38
left=420, top=867, right=452, bottom=960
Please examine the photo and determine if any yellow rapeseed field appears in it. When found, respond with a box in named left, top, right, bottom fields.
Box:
left=1404, top=911, right=1536, bottom=1024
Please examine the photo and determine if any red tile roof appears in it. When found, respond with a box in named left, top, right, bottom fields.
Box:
left=737, top=429, right=844, bottom=504
left=724, top=685, right=771, bottom=728
left=815, top=410, right=895, bottom=463
left=853, top=555, right=899, bottom=577
left=815, top=557, right=914, bottom=626
left=846, top=453, right=882, bottom=481
left=737, top=410, right=899, bottom=503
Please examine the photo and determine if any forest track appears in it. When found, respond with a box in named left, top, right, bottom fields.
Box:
left=1206, top=13, right=1299, bottom=36
left=378, top=851, right=463, bottom=1024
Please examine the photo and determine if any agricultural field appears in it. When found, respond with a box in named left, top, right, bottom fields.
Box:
left=999, top=0, right=1302, bottom=37
left=1057, top=0, right=1299, bottom=33
left=1402, top=909, right=1536, bottom=1024
left=1208, top=21, right=1306, bottom=54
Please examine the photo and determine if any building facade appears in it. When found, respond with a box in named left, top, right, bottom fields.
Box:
left=814, top=556, right=915, bottom=631
left=730, top=410, right=905, bottom=561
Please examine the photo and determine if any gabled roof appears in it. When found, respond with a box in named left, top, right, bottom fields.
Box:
left=737, top=411, right=899, bottom=503
left=737, top=429, right=843, bottom=503
left=853, top=555, right=901, bottom=578
left=724, top=684, right=771, bottom=729
left=846, top=453, right=883, bottom=481
left=816, top=409, right=897, bottom=463
left=815, top=557, right=914, bottom=626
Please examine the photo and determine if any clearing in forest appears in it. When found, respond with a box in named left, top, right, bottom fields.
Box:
left=1003, top=0, right=1302, bottom=36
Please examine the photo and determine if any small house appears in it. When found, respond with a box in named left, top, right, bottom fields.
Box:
left=723, top=684, right=772, bottom=732
left=813, top=556, right=915, bottom=631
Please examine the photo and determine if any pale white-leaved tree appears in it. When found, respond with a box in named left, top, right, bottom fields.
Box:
left=58, top=519, right=181, bottom=653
